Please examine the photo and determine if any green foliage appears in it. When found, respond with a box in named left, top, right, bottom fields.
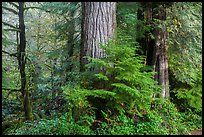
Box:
left=80, top=33, right=161, bottom=117
left=117, top=2, right=138, bottom=38
left=133, top=99, right=201, bottom=135
left=172, top=84, right=202, bottom=113
left=2, top=34, right=17, bottom=47
left=167, top=2, right=202, bottom=85
left=180, top=110, right=202, bottom=131
left=62, top=85, right=116, bottom=106
left=7, top=114, right=95, bottom=135
left=6, top=102, right=202, bottom=135
left=62, top=84, right=117, bottom=121
left=148, top=99, right=186, bottom=135
left=2, top=70, right=19, bottom=89
left=3, top=2, right=202, bottom=135
left=90, top=98, right=201, bottom=135
left=2, top=100, right=22, bottom=119
left=135, top=112, right=168, bottom=135
left=166, top=2, right=202, bottom=115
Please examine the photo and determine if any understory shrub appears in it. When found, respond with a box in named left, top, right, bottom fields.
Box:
left=77, top=33, right=161, bottom=119
left=180, top=110, right=202, bottom=131
left=6, top=114, right=95, bottom=135
left=172, top=84, right=202, bottom=114
left=146, top=99, right=188, bottom=135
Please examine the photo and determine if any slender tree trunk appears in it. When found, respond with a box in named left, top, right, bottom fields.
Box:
left=80, top=2, right=116, bottom=72
left=51, top=58, right=57, bottom=98
left=67, top=10, right=75, bottom=72
left=18, top=2, right=33, bottom=121
left=64, top=9, right=75, bottom=83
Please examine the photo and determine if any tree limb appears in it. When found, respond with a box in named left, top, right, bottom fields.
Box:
left=8, top=2, right=19, bottom=9
left=2, top=5, right=18, bottom=14
left=2, top=88, right=21, bottom=91
left=2, top=21, right=18, bottom=29
left=24, top=6, right=50, bottom=12
left=2, top=50, right=18, bottom=58
left=3, top=28, right=21, bottom=32
left=44, top=63, right=52, bottom=70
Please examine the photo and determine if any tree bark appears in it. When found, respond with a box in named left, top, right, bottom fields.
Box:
left=80, top=2, right=116, bottom=72
left=79, top=2, right=116, bottom=120
left=138, top=2, right=169, bottom=98
left=18, top=2, right=33, bottom=121
left=153, top=3, right=169, bottom=98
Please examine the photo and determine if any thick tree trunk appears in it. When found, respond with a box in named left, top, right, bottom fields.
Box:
left=153, top=4, right=169, bottom=98
left=137, top=2, right=154, bottom=66
left=138, top=3, right=169, bottom=98
left=18, top=2, right=33, bottom=121
left=80, top=2, right=116, bottom=72
left=79, top=2, right=116, bottom=120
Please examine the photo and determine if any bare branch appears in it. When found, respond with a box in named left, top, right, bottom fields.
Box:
left=24, top=6, right=50, bottom=12
left=8, top=2, right=19, bottom=9
left=3, top=28, right=21, bottom=32
left=2, top=50, right=18, bottom=58
left=2, top=21, right=19, bottom=29
left=2, top=5, right=18, bottom=14
left=44, top=63, right=52, bottom=70
left=2, top=88, right=21, bottom=91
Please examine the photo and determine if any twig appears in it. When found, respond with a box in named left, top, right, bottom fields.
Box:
left=2, top=50, right=18, bottom=58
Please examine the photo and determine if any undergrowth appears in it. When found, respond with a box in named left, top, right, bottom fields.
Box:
left=4, top=33, right=202, bottom=135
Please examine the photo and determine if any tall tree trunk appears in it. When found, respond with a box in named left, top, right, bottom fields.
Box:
left=79, top=2, right=116, bottom=120
left=18, top=2, right=33, bottom=121
left=138, top=2, right=169, bottom=98
left=152, top=4, right=169, bottom=98
left=80, top=2, right=116, bottom=72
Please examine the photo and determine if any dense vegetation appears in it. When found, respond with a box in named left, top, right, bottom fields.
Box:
left=2, top=2, right=202, bottom=135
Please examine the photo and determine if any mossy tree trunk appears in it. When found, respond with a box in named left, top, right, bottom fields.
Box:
left=18, top=2, right=33, bottom=121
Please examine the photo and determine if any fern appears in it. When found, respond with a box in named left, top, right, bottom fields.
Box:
left=94, top=74, right=109, bottom=81
left=173, top=85, right=202, bottom=113
left=80, top=33, right=161, bottom=116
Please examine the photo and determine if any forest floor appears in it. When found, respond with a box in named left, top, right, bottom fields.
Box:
left=188, top=129, right=202, bottom=135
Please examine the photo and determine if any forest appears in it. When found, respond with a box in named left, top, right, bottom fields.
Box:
left=2, top=2, right=202, bottom=135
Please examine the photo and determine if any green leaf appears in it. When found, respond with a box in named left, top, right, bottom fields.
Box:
left=94, top=73, right=109, bottom=81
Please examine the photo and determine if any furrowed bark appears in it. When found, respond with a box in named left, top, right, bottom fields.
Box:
left=80, top=2, right=116, bottom=72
